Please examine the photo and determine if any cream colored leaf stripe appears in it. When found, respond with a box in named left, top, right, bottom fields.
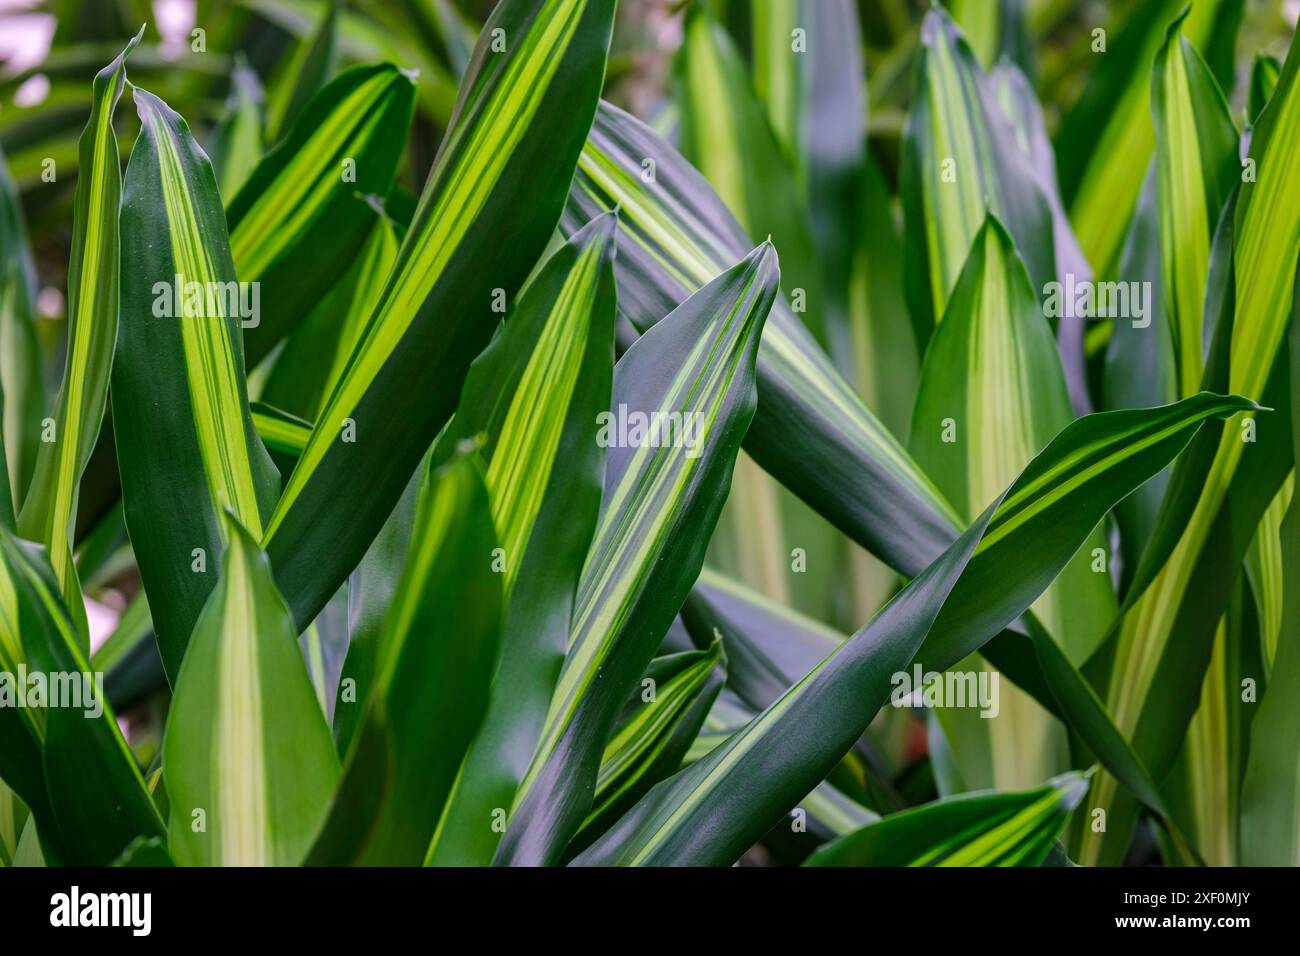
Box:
left=211, top=527, right=269, bottom=863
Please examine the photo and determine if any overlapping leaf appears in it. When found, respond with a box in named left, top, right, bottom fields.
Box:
left=909, top=215, right=1114, bottom=792
left=428, top=214, right=617, bottom=865
left=572, top=393, right=1252, bottom=866
left=900, top=8, right=1065, bottom=344
left=563, top=101, right=962, bottom=581
left=307, top=454, right=501, bottom=865
left=1082, top=27, right=1300, bottom=864
left=225, top=62, right=416, bottom=365
left=1056, top=0, right=1237, bottom=276
left=0, top=527, right=164, bottom=866
left=263, top=0, right=616, bottom=631
left=497, top=241, right=779, bottom=865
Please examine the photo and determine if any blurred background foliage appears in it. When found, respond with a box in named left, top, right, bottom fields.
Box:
left=1, top=0, right=1296, bottom=864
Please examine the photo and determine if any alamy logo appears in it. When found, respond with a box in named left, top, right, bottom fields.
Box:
left=890, top=665, right=1000, bottom=718
left=1041, top=273, right=1151, bottom=328
left=152, top=273, right=260, bottom=328
left=0, top=666, right=104, bottom=718
left=595, top=404, right=704, bottom=458
left=50, top=886, right=151, bottom=936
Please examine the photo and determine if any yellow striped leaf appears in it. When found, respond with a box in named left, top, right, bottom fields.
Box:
left=497, top=242, right=780, bottom=865
left=17, top=30, right=142, bottom=640
left=164, top=512, right=338, bottom=865
left=112, top=86, right=280, bottom=683
left=263, top=0, right=616, bottom=631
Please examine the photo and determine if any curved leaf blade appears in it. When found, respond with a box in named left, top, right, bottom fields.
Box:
left=571, top=393, right=1252, bottom=866
left=805, top=772, right=1089, bottom=867
left=226, top=63, right=416, bottom=366
left=17, top=30, right=141, bottom=632
left=563, top=101, right=962, bottom=580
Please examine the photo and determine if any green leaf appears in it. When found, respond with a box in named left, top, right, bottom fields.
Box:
left=250, top=402, right=312, bottom=462
left=1167, top=586, right=1249, bottom=865
left=427, top=214, right=617, bottom=865
left=0, top=142, right=44, bottom=512
left=306, top=454, right=502, bottom=865
left=0, top=780, right=27, bottom=866
left=805, top=771, right=1089, bottom=867
left=330, top=463, right=420, bottom=758
left=0, top=527, right=164, bottom=866
left=909, top=214, right=1115, bottom=791
left=258, top=200, right=403, bottom=421
left=571, top=393, right=1252, bottom=866
left=1244, top=475, right=1293, bottom=671
left=1229, top=260, right=1300, bottom=867
left=1056, top=0, right=1237, bottom=276
left=242, top=0, right=460, bottom=127
left=564, top=102, right=963, bottom=581
left=1082, top=29, right=1300, bottom=862
left=17, top=30, right=141, bottom=636
left=682, top=566, right=842, bottom=713
left=163, top=512, right=339, bottom=866
left=497, top=241, right=779, bottom=866
left=263, top=0, right=616, bottom=632
left=111, top=85, right=280, bottom=683
left=900, top=8, right=1062, bottom=343
left=989, top=60, right=1091, bottom=413
left=0, top=440, right=11, bottom=533
left=911, top=215, right=1115, bottom=665
left=574, top=644, right=724, bottom=853
left=849, top=151, right=919, bottom=442
left=672, top=8, right=827, bottom=615
left=1240, top=483, right=1300, bottom=863
left=1152, top=8, right=1240, bottom=397
left=226, top=63, right=416, bottom=367
left=1103, top=167, right=1177, bottom=592
left=750, top=0, right=865, bottom=336
left=0, top=545, right=50, bottom=852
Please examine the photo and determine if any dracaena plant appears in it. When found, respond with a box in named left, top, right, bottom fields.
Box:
left=0, top=0, right=1294, bottom=870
